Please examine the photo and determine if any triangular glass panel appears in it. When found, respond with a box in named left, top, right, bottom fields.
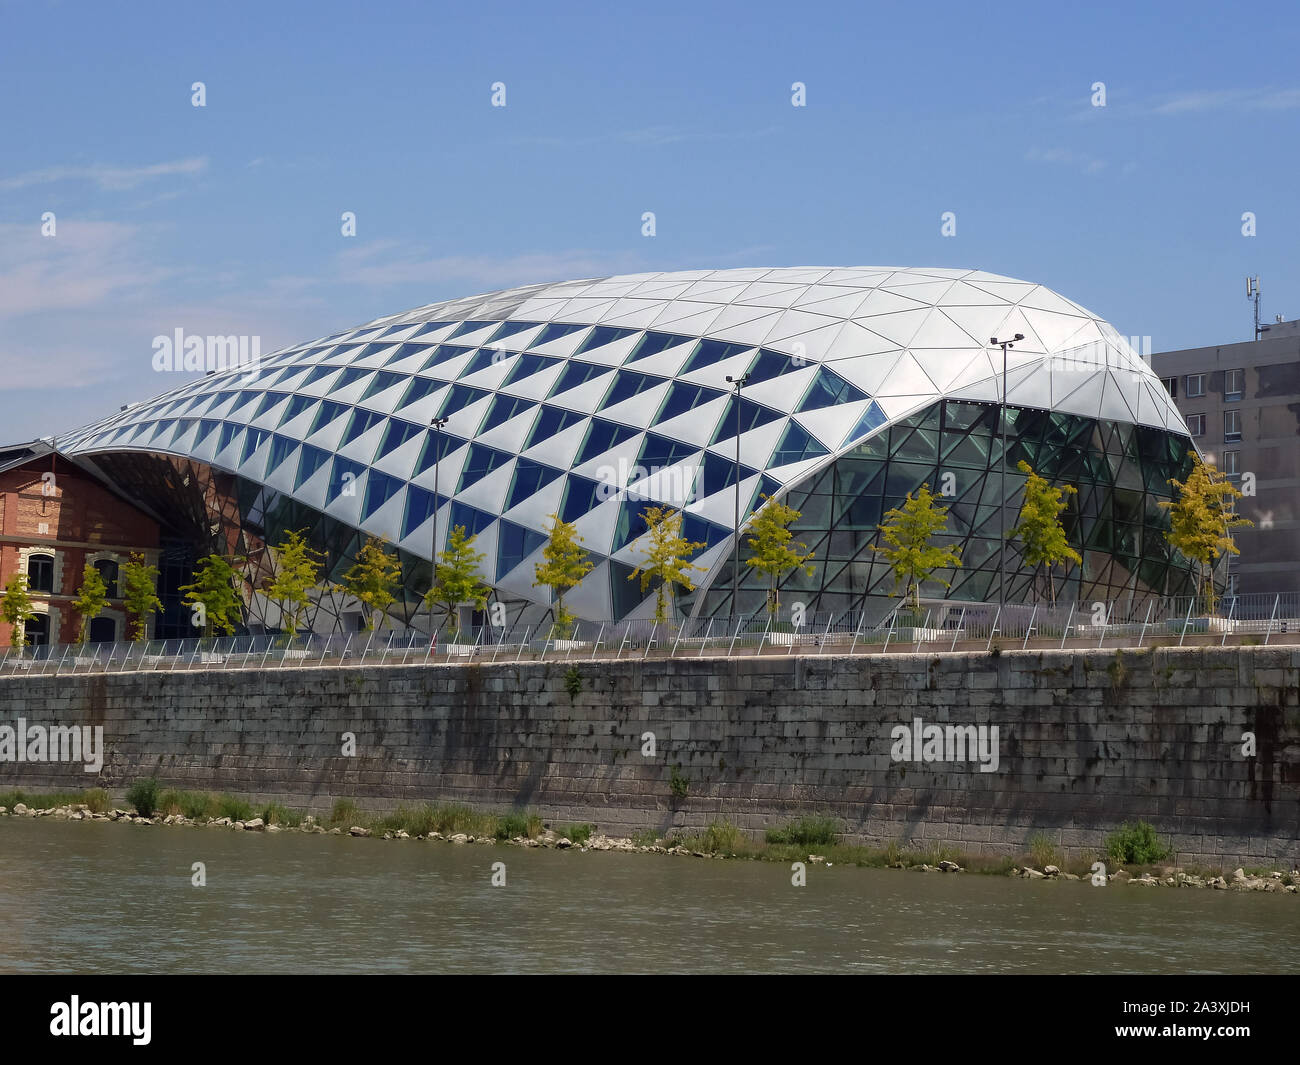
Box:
left=341, top=408, right=386, bottom=448
left=295, top=444, right=331, bottom=490
left=362, top=470, right=402, bottom=520
left=448, top=501, right=495, bottom=537
left=795, top=367, right=869, bottom=412
left=502, top=352, right=557, bottom=387
left=527, top=406, right=585, bottom=449
left=457, top=349, right=500, bottom=378
left=681, top=339, right=752, bottom=376
left=710, top=395, right=783, bottom=444
left=575, top=418, right=638, bottom=466
left=496, top=521, right=547, bottom=579
left=654, top=382, right=727, bottom=425
left=696, top=451, right=759, bottom=498
left=506, top=459, right=565, bottom=511
left=327, top=457, right=365, bottom=502
left=328, top=367, right=372, bottom=395
left=480, top=394, right=536, bottom=435
left=375, top=418, right=424, bottom=461
left=625, top=331, right=691, bottom=365
left=574, top=325, right=635, bottom=355
left=402, top=486, right=441, bottom=540
left=457, top=443, right=512, bottom=493
left=599, top=370, right=660, bottom=410
left=310, top=400, right=349, bottom=435
left=530, top=322, right=585, bottom=347
left=771, top=422, right=830, bottom=466
left=420, top=345, right=468, bottom=373
left=267, top=434, right=298, bottom=477
left=612, top=498, right=654, bottom=552
left=413, top=431, right=463, bottom=477
left=549, top=361, right=610, bottom=398
left=435, top=384, right=491, bottom=424
left=194, top=419, right=221, bottom=447
left=278, top=394, right=316, bottom=427
left=637, top=433, right=700, bottom=472
left=746, top=348, right=802, bottom=384
left=396, top=377, right=443, bottom=411
left=360, top=370, right=406, bottom=401
left=560, top=475, right=607, bottom=524
left=682, top=514, right=729, bottom=551
left=383, top=342, right=431, bottom=366
left=841, top=402, right=887, bottom=446
left=448, top=320, right=495, bottom=340
left=484, top=320, right=538, bottom=345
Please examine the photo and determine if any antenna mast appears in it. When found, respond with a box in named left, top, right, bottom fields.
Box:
left=1247, top=276, right=1261, bottom=339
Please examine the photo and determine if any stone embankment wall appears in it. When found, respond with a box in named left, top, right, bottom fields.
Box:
left=1, top=647, right=1296, bottom=866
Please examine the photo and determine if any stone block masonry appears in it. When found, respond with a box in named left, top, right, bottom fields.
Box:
left=1, top=647, right=1297, bottom=867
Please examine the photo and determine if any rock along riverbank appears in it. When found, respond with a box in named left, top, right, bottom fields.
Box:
left=3, top=800, right=1296, bottom=895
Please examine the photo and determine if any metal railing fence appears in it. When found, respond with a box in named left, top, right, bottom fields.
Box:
left=2, top=592, right=1297, bottom=677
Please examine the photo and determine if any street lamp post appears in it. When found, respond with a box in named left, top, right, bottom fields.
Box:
left=725, top=374, right=749, bottom=617
left=990, top=334, right=1023, bottom=605
left=429, top=416, right=448, bottom=638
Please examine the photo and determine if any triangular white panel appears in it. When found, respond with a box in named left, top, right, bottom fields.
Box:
left=500, top=361, right=565, bottom=402
left=792, top=399, right=874, bottom=450
left=457, top=458, right=516, bottom=515
left=743, top=365, right=818, bottom=411
left=477, top=406, right=539, bottom=454
left=551, top=371, right=616, bottom=413
left=520, top=418, right=588, bottom=469
left=649, top=393, right=730, bottom=448
left=597, top=380, right=672, bottom=430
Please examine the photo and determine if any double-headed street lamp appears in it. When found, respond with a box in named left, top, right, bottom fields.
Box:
left=429, top=416, right=448, bottom=636
left=990, top=334, right=1023, bottom=605
left=725, top=373, right=750, bottom=617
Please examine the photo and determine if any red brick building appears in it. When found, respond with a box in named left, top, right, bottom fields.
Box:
left=0, top=441, right=161, bottom=648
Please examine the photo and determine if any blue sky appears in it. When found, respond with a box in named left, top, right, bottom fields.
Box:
left=1, top=0, right=1297, bottom=440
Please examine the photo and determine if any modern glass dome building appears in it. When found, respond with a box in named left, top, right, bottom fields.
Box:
left=59, top=267, right=1201, bottom=630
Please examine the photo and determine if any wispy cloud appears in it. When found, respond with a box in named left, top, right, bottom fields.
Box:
left=0, top=156, right=208, bottom=192
left=1147, top=87, right=1300, bottom=115
left=502, top=125, right=782, bottom=149
left=1025, top=147, right=1108, bottom=175
left=0, top=221, right=173, bottom=317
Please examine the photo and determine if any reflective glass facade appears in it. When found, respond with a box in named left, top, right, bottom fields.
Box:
left=59, top=267, right=1203, bottom=627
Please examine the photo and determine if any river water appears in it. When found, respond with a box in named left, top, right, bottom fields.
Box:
left=1, top=818, right=1293, bottom=974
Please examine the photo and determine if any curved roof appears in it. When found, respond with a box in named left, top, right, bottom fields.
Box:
left=60, top=266, right=1188, bottom=620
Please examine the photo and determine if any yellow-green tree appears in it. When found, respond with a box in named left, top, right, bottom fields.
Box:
left=627, top=506, right=706, bottom=625
left=534, top=513, right=593, bottom=637
left=340, top=536, right=402, bottom=631
left=1009, top=461, right=1081, bottom=606
left=264, top=530, right=323, bottom=636
left=72, top=564, right=109, bottom=643
left=743, top=494, right=815, bottom=615
left=179, top=554, right=244, bottom=637
left=424, top=525, right=491, bottom=637
left=1159, top=454, right=1252, bottom=613
left=1, top=573, right=36, bottom=648
left=871, top=484, right=963, bottom=610
left=122, top=553, right=162, bottom=642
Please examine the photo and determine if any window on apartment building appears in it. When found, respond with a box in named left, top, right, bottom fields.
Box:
left=1224, top=367, right=1244, bottom=401
left=1186, top=413, right=1205, bottom=437
left=1185, top=373, right=1205, bottom=398
left=24, top=612, right=50, bottom=647
left=27, top=553, right=54, bottom=594
left=94, top=558, right=119, bottom=599
left=1224, top=409, right=1242, bottom=442
left=1160, top=377, right=1178, bottom=398
left=1222, top=450, right=1240, bottom=476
